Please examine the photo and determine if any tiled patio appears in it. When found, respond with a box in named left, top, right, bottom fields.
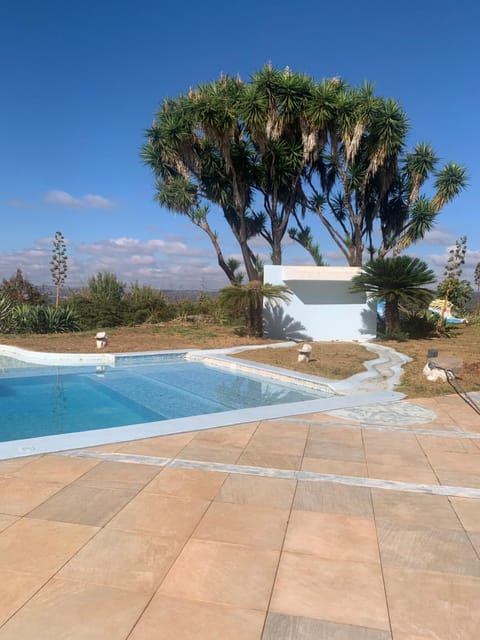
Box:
left=0, top=393, right=479, bottom=638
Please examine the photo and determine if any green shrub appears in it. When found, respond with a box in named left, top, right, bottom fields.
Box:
left=399, top=311, right=441, bottom=339
left=122, top=284, right=175, bottom=325
left=69, top=294, right=124, bottom=330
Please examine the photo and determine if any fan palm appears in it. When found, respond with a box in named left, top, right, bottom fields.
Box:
left=350, top=256, right=436, bottom=333
left=219, top=281, right=291, bottom=337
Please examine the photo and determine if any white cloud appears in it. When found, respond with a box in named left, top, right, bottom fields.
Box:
left=0, top=235, right=225, bottom=290
left=6, top=199, right=33, bottom=208
left=45, top=190, right=113, bottom=210
left=418, top=228, right=457, bottom=247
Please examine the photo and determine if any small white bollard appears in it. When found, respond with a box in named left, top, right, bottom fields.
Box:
left=297, top=343, right=312, bottom=363
left=95, top=331, right=108, bottom=349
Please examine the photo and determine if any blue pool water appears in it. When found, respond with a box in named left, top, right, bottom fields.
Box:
left=0, top=357, right=329, bottom=442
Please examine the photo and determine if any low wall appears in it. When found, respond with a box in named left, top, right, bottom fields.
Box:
left=264, top=265, right=376, bottom=342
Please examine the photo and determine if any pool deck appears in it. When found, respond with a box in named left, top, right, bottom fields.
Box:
left=0, top=349, right=480, bottom=637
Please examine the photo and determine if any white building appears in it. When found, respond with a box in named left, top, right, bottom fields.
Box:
left=264, top=265, right=376, bottom=342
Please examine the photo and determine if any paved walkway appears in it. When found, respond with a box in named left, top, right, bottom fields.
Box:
left=0, top=387, right=479, bottom=638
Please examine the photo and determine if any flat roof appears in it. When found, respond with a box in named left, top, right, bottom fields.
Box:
left=279, top=266, right=361, bottom=281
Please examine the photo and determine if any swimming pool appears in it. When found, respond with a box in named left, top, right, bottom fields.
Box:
left=0, top=353, right=332, bottom=446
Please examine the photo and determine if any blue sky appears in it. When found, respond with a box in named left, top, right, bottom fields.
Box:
left=1, top=0, right=478, bottom=291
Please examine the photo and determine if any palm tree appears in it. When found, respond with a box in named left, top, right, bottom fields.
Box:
left=219, top=281, right=291, bottom=337
left=350, top=256, right=436, bottom=333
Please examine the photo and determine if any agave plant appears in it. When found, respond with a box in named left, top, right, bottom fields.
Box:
left=40, top=306, right=81, bottom=333
left=0, top=296, right=14, bottom=333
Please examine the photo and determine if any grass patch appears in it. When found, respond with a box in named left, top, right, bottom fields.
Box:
left=379, top=322, right=480, bottom=397
left=230, top=342, right=377, bottom=380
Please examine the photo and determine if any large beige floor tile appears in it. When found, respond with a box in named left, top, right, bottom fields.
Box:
left=304, top=440, right=366, bottom=462
left=190, top=423, right=257, bottom=448
left=176, top=440, right=242, bottom=464
left=450, top=497, right=480, bottom=531
left=193, top=502, right=289, bottom=549
left=0, top=476, right=63, bottom=516
left=293, top=481, right=373, bottom=518
left=0, top=517, right=97, bottom=577
left=377, top=522, right=480, bottom=577
left=256, top=421, right=308, bottom=435
left=307, top=425, right=364, bottom=446
left=0, top=577, right=149, bottom=640
left=417, top=434, right=479, bottom=454
left=129, top=595, right=265, bottom=640
left=145, top=466, right=227, bottom=500
left=435, top=469, right=480, bottom=488
left=0, top=570, right=48, bottom=626
left=372, top=489, right=462, bottom=530
left=0, top=515, right=17, bottom=533
left=27, top=483, right=138, bottom=526
left=119, top=432, right=195, bottom=457
left=425, top=450, right=480, bottom=474
left=270, top=552, right=389, bottom=631
left=0, top=456, right=40, bottom=475
left=158, top=539, right=279, bottom=610
left=237, top=450, right=302, bottom=470
left=74, top=460, right=161, bottom=489
left=284, top=511, right=380, bottom=563
left=11, top=454, right=99, bottom=484
left=262, top=612, right=392, bottom=640
left=384, top=566, right=480, bottom=639
left=246, top=432, right=307, bottom=456
left=59, top=527, right=184, bottom=593
left=367, top=464, right=439, bottom=485
left=215, top=474, right=297, bottom=509
left=301, top=457, right=368, bottom=477
left=107, top=492, right=209, bottom=537
left=363, top=432, right=424, bottom=456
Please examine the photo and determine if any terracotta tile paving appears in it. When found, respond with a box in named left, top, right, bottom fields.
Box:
left=27, top=483, right=140, bottom=527
left=158, top=538, right=279, bottom=610
left=129, top=595, right=265, bottom=640
left=1, top=394, right=480, bottom=638
left=145, top=466, right=228, bottom=500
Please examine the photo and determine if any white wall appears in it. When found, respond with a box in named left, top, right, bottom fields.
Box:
left=264, top=265, right=376, bottom=342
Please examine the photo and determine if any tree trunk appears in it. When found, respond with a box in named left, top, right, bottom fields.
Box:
left=246, top=282, right=264, bottom=337
left=384, top=300, right=400, bottom=333
left=271, top=234, right=282, bottom=265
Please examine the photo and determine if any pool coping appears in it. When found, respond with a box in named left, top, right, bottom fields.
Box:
left=0, top=342, right=406, bottom=460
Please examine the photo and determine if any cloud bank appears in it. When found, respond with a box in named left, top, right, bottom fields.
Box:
left=45, top=190, right=113, bottom=209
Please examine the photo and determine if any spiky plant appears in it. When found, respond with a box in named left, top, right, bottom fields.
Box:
left=350, top=256, right=436, bottom=333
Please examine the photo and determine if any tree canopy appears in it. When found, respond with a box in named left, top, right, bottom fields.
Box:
left=142, top=66, right=467, bottom=280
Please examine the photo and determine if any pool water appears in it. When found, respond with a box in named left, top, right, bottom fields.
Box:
left=0, top=358, right=329, bottom=442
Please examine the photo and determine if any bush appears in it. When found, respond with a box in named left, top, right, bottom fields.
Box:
left=68, top=294, right=124, bottom=330
left=399, top=311, right=441, bottom=339
left=122, top=284, right=175, bottom=325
